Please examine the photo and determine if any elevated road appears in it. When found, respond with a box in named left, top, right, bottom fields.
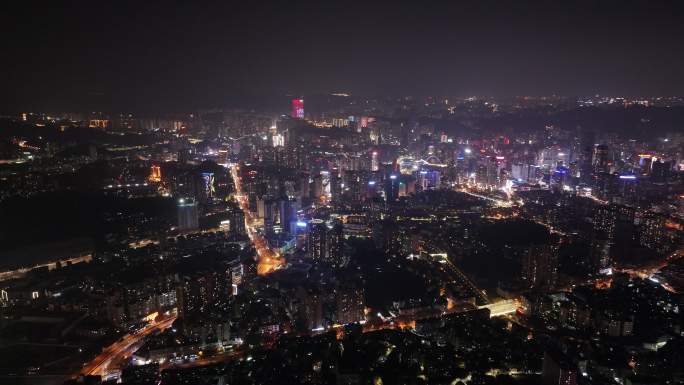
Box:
left=77, top=315, right=176, bottom=379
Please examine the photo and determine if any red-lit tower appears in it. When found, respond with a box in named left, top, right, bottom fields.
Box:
left=291, top=99, right=304, bottom=119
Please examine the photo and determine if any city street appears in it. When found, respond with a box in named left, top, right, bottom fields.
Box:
left=229, top=164, right=284, bottom=275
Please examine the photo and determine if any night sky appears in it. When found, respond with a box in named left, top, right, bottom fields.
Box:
left=2, top=1, right=683, bottom=111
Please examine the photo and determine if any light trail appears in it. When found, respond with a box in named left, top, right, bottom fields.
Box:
left=229, top=164, right=284, bottom=275
left=456, top=187, right=513, bottom=207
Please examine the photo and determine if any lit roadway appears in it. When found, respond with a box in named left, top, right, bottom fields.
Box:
left=161, top=349, right=245, bottom=371
left=615, top=247, right=684, bottom=293
left=457, top=186, right=574, bottom=237
left=77, top=315, right=176, bottom=379
left=229, top=164, right=284, bottom=275
left=167, top=299, right=521, bottom=372
left=429, top=252, right=490, bottom=305
left=456, top=187, right=513, bottom=208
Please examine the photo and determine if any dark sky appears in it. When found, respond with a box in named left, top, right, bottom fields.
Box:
left=2, top=0, right=683, bottom=111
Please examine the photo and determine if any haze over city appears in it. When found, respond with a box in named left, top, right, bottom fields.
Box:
left=2, top=1, right=684, bottom=111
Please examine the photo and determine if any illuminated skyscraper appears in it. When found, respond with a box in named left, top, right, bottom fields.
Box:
left=371, top=151, right=379, bottom=171
left=218, top=149, right=229, bottom=165
left=418, top=170, right=440, bottom=190
left=291, top=99, right=304, bottom=119
left=542, top=349, right=578, bottom=385
left=177, top=198, right=199, bottom=231
left=307, top=220, right=327, bottom=261
left=148, top=165, right=162, bottom=182
left=320, top=171, right=331, bottom=202
left=385, top=174, right=399, bottom=202
left=639, top=212, right=666, bottom=251
left=590, top=235, right=612, bottom=273
left=230, top=208, right=246, bottom=236
left=272, top=133, right=285, bottom=147
left=521, top=244, right=558, bottom=289
left=335, top=282, right=365, bottom=325
left=278, top=199, right=297, bottom=233
left=593, top=204, right=635, bottom=242
left=592, top=144, right=611, bottom=174
left=326, top=222, right=344, bottom=267
left=332, top=117, right=348, bottom=127
left=202, top=172, right=215, bottom=199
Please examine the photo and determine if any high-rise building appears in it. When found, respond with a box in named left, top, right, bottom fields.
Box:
left=295, top=287, right=323, bottom=333
left=593, top=204, right=635, bottom=241
left=305, top=219, right=345, bottom=265
left=148, top=165, right=161, bottom=182
left=592, top=144, right=611, bottom=174
left=307, top=220, right=327, bottom=261
left=418, top=170, right=441, bottom=190
left=202, top=172, right=215, bottom=200
left=330, top=173, right=343, bottom=203
left=228, top=258, right=243, bottom=296
left=542, top=349, right=578, bottom=385
left=278, top=199, right=297, bottom=234
left=521, top=244, right=558, bottom=289
left=326, top=222, right=344, bottom=267
left=320, top=170, right=332, bottom=202
left=178, top=148, right=190, bottom=165
left=291, top=99, right=304, bottom=119
left=639, top=155, right=654, bottom=175
left=590, top=235, right=612, bottom=274
left=230, top=208, right=246, bottom=236
left=175, top=276, right=196, bottom=319
left=651, top=159, right=672, bottom=183
left=385, top=174, right=399, bottom=201
left=335, top=283, right=365, bottom=325
left=272, top=133, right=285, bottom=147
left=579, top=129, right=595, bottom=183
left=512, top=163, right=534, bottom=182
left=639, top=212, right=666, bottom=251
left=311, top=175, right=324, bottom=201
left=371, top=151, right=379, bottom=171
left=177, top=198, right=199, bottom=231
left=218, top=148, right=229, bottom=165
left=332, top=117, right=349, bottom=127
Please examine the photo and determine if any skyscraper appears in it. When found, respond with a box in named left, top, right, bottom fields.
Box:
left=291, top=99, right=304, bottom=119
left=177, top=198, right=199, bottom=231
left=148, top=165, right=161, bottom=182
left=202, top=172, right=215, bottom=199
left=307, top=220, right=327, bottom=261
left=592, top=144, right=611, bottom=174
left=593, top=204, right=635, bottom=245
left=639, top=212, right=666, bottom=251
left=521, top=244, right=558, bottom=290
left=542, top=349, right=578, bottom=385
left=305, top=220, right=345, bottom=265
left=230, top=208, right=246, bottom=236
left=278, top=199, right=297, bottom=234
left=326, top=222, right=344, bottom=267
left=590, top=235, right=612, bottom=274
left=335, top=282, right=365, bottom=325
